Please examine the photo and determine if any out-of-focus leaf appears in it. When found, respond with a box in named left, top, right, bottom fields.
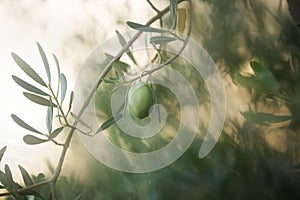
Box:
left=115, top=30, right=137, bottom=65
left=12, top=75, right=49, bottom=96
left=4, top=165, right=13, bottom=190
left=70, top=112, right=91, bottom=129
left=177, top=8, right=186, bottom=33
left=127, top=21, right=168, bottom=33
left=242, top=111, right=292, bottom=125
left=74, top=194, right=82, bottom=200
left=37, top=42, right=51, bottom=84
left=101, top=78, right=116, bottom=84
left=0, top=170, right=8, bottom=188
left=96, top=114, right=122, bottom=134
left=23, top=92, right=56, bottom=107
left=233, top=72, right=263, bottom=91
left=150, top=36, right=176, bottom=44
left=18, top=165, right=33, bottom=187
left=11, top=114, right=43, bottom=135
left=113, top=61, right=130, bottom=72
left=11, top=53, right=47, bottom=87
left=37, top=173, right=45, bottom=182
left=46, top=104, right=53, bottom=133
left=23, top=135, right=48, bottom=145
left=0, top=146, right=7, bottom=163
left=249, top=60, right=279, bottom=93
left=49, top=126, right=64, bottom=140
left=233, top=71, right=278, bottom=93
left=105, top=53, right=130, bottom=73
left=18, top=189, right=45, bottom=200
left=250, top=60, right=269, bottom=80
left=60, top=73, right=67, bottom=104
left=109, top=77, right=119, bottom=81
left=170, top=0, right=178, bottom=29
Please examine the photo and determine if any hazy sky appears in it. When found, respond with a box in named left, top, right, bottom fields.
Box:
left=0, top=0, right=155, bottom=179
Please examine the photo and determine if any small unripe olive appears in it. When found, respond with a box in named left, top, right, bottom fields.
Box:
left=128, top=82, right=155, bottom=119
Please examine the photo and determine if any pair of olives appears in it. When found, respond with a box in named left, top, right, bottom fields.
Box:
left=128, top=82, right=155, bottom=119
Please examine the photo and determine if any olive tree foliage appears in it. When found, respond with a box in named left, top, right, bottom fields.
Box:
left=1, top=0, right=300, bottom=199
left=0, top=0, right=192, bottom=199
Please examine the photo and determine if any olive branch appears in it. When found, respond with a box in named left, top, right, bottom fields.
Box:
left=0, top=0, right=192, bottom=199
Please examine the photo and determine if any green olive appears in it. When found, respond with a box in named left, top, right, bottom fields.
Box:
left=128, top=82, right=155, bottom=119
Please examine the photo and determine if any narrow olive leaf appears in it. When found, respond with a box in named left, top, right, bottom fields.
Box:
left=101, top=78, right=116, bottom=84
left=23, top=135, right=48, bottom=145
left=115, top=30, right=137, bottom=65
left=11, top=52, right=47, bottom=87
left=60, top=73, right=67, bottom=104
left=11, top=114, right=43, bottom=135
left=96, top=114, right=122, bottom=134
left=242, top=111, right=292, bottom=125
left=70, top=112, right=91, bottom=129
left=46, top=104, right=53, bottom=133
left=23, top=92, right=56, bottom=107
left=113, top=61, right=130, bottom=72
left=0, top=146, right=7, bottom=163
left=170, top=0, right=178, bottom=29
left=53, top=53, right=61, bottom=97
left=74, top=194, right=82, bottom=200
left=150, top=36, right=176, bottom=44
left=67, top=91, right=74, bottom=115
left=126, top=21, right=168, bottom=33
left=4, top=164, right=13, bottom=190
left=104, top=53, right=127, bottom=75
left=0, top=170, right=8, bottom=188
left=109, top=76, right=119, bottom=81
left=18, top=165, right=33, bottom=186
left=37, top=42, right=51, bottom=84
left=49, top=126, right=64, bottom=140
left=12, top=75, right=49, bottom=96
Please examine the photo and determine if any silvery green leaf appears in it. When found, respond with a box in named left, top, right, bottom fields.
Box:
left=115, top=30, right=137, bottom=65
left=49, top=126, right=64, bottom=140
left=37, top=42, right=51, bottom=84
left=60, top=73, right=67, bottom=104
left=23, top=92, right=56, bottom=107
left=150, top=36, right=176, bottom=44
left=11, top=114, right=43, bottom=135
left=46, top=104, right=53, bottom=133
left=127, top=21, right=168, bottom=33
left=11, top=52, right=47, bottom=87
left=18, top=165, right=34, bottom=186
left=0, top=146, right=7, bottom=163
left=12, top=75, right=49, bottom=96
left=23, top=135, right=48, bottom=145
left=170, top=0, right=178, bottom=29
